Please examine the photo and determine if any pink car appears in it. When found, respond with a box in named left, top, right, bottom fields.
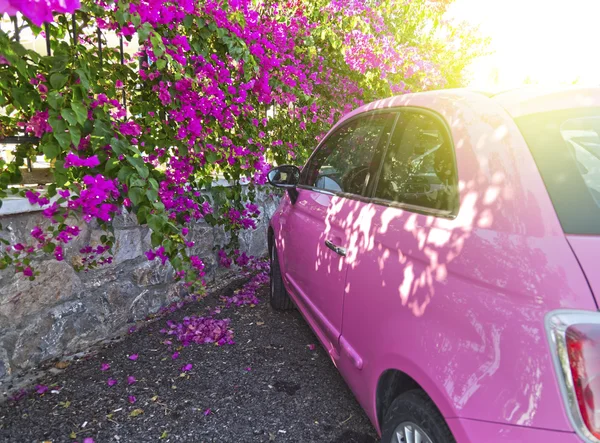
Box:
left=267, top=88, right=600, bottom=443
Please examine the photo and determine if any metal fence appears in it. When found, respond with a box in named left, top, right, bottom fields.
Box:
left=0, top=13, right=133, bottom=185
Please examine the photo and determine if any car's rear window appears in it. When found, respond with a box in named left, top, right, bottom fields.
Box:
left=516, top=107, right=600, bottom=234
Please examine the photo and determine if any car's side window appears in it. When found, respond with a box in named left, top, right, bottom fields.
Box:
left=301, top=113, right=394, bottom=197
left=374, top=110, right=458, bottom=213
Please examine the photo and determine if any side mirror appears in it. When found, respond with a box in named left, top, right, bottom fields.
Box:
left=267, top=165, right=300, bottom=188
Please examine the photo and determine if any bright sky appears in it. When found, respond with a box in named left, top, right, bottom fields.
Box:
left=445, top=0, right=600, bottom=90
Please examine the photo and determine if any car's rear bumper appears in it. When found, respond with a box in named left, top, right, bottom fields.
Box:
left=448, top=418, right=581, bottom=442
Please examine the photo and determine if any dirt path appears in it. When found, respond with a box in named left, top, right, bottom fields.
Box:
left=0, top=277, right=378, bottom=443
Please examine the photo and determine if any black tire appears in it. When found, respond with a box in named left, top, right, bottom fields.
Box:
left=381, top=390, right=455, bottom=443
left=269, top=242, right=294, bottom=311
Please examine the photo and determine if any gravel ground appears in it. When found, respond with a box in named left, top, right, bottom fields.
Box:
left=0, top=277, right=378, bottom=443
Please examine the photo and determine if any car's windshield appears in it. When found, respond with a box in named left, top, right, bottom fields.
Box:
left=516, top=107, right=600, bottom=234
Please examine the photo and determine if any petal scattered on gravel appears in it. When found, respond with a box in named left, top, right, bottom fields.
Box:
left=181, top=363, right=193, bottom=372
left=107, top=378, right=117, bottom=387
left=100, top=362, right=110, bottom=371
left=127, top=376, right=136, bottom=385
left=128, top=395, right=136, bottom=404
left=35, top=385, right=48, bottom=395
left=128, top=354, right=139, bottom=361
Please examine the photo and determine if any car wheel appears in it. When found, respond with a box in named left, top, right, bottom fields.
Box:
left=381, top=390, right=455, bottom=443
left=269, top=242, right=294, bottom=311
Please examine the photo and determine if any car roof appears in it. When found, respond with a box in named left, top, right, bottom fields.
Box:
left=343, top=86, right=600, bottom=125
left=490, top=86, right=600, bottom=118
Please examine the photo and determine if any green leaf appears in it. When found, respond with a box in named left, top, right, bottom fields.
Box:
left=47, top=91, right=64, bottom=109
left=146, top=188, right=158, bottom=202
left=138, top=23, right=152, bottom=43
left=148, top=214, right=166, bottom=232
left=75, top=69, right=90, bottom=89
left=50, top=73, right=68, bottom=89
left=70, top=126, right=81, bottom=147
left=93, top=120, right=112, bottom=139
left=129, top=175, right=145, bottom=188
left=105, top=157, right=120, bottom=173
left=60, top=109, right=78, bottom=126
left=150, top=34, right=164, bottom=57
left=148, top=177, right=159, bottom=190
left=131, top=13, right=141, bottom=27
left=71, top=102, right=88, bottom=125
left=43, top=243, right=56, bottom=253
left=117, top=166, right=135, bottom=182
left=206, top=152, right=218, bottom=163
left=48, top=113, right=66, bottom=133
left=126, top=155, right=149, bottom=179
left=48, top=55, right=68, bottom=73
left=43, top=140, right=61, bottom=159
left=129, top=408, right=144, bottom=417
left=54, top=160, right=68, bottom=187
left=110, top=137, right=127, bottom=155
left=54, top=132, right=72, bottom=149
left=156, top=59, right=166, bottom=70
left=137, top=206, right=148, bottom=225
left=151, top=232, right=162, bottom=247
left=128, top=186, right=144, bottom=206
left=47, top=184, right=57, bottom=198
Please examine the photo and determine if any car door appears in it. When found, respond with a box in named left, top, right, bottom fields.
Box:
left=338, top=108, right=459, bottom=410
left=280, top=112, right=396, bottom=358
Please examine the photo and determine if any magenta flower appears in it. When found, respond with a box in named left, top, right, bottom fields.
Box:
left=107, top=378, right=117, bottom=386
left=101, top=362, right=110, bottom=371
left=181, top=363, right=193, bottom=372
left=128, top=395, right=136, bottom=404
left=35, top=384, right=49, bottom=394
left=0, top=0, right=81, bottom=26
left=64, top=152, right=100, bottom=169
left=30, top=226, right=44, bottom=239
left=127, top=375, right=136, bottom=385
left=23, top=267, right=33, bottom=277
left=54, top=245, right=64, bottom=261
left=128, top=354, right=138, bottom=361
left=42, top=202, right=58, bottom=218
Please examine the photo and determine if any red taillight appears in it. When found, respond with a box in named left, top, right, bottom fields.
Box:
left=565, top=324, right=600, bottom=439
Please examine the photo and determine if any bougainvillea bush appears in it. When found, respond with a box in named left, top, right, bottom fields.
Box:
left=0, top=0, right=485, bottom=291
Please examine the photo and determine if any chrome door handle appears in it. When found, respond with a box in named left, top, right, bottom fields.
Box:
left=325, top=240, right=346, bottom=256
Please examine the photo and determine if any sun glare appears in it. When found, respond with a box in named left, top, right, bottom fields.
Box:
left=446, top=0, right=600, bottom=91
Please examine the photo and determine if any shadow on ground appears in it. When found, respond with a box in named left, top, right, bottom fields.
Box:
left=0, top=280, right=378, bottom=443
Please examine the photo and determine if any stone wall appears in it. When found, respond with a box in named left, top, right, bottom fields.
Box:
left=0, top=189, right=279, bottom=386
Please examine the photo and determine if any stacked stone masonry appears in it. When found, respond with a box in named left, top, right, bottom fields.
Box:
left=0, top=189, right=279, bottom=385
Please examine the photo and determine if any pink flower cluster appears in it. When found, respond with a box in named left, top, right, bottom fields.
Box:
left=161, top=316, right=235, bottom=347
left=23, top=111, right=52, bottom=137
left=222, top=262, right=269, bottom=307
left=0, top=0, right=80, bottom=26
left=68, top=175, right=119, bottom=222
